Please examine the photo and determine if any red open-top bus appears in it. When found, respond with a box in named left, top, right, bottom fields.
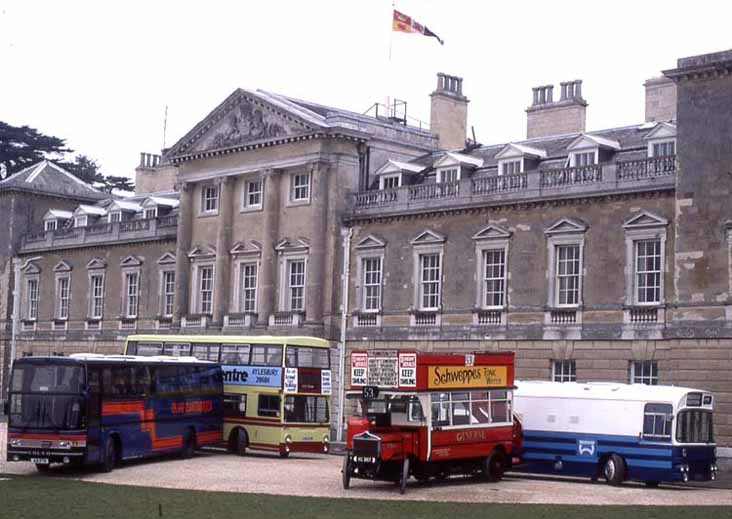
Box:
left=342, top=350, right=515, bottom=494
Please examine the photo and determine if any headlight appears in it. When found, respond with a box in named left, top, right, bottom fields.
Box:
left=9, top=439, right=21, bottom=447
left=58, top=441, right=71, bottom=448
left=323, top=435, right=329, bottom=444
left=284, top=435, right=293, bottom=444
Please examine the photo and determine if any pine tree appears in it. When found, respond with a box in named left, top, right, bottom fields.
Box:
left=0, top=121, right=70, bottom=176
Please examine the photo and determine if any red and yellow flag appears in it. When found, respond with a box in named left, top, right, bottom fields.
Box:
left=392, top=9, right=444, bottom=45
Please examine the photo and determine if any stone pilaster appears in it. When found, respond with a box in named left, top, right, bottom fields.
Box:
left=174, top=182, right=193, bottom=321
left=213, top=176, right=234, bottom=325
left=305, top=161, right=330, bottom=324
left=257, top=169, right=280, bottom=325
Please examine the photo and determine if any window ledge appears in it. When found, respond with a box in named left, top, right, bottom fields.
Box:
left=240, top=205, right=263, bottom=213
left=472, top=308, right=506, bottom=326
left=352, top=311, right=381, bottom=328
left=286, top=199, right=311, bottom=208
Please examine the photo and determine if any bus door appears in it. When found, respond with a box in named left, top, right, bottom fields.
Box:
left=85, top=365, right=103, bottom=462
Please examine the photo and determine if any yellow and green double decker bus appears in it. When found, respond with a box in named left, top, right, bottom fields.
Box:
left=124, top=335, right=332, bottom=457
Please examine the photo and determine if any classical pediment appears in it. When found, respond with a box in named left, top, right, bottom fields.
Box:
left=545, top=218, right=588, bottom=235
left=410, top=230, right=446, bottom=245
left=644, top=122, right=677, bottom=141
left=623, top=211, right=669, bottom=229
left=472, top=224, right=512, bottom=241
left=86, top=258, right=107, bottom=270
left=173, top=90, right=320, bottom=155
left=21, top=260, right=41, bottom=275
left=120, top=255, right=144, bottom=268
left=230, top=240, right=263, bottom=256
left=355, top=235, right=386, bottom=250
left=53, top=260, right=73, bottom=272
left=187, top=244, right=216, bottom=260
left=157, top=252, right=177, bottom=265
left=275, top=237, right=310, bottom=252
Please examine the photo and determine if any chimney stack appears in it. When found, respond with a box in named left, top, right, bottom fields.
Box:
left=644, top=76, right=677, bottom=123
left=430, top=73, right=469, bottom=150
left=526, top=80, right=587, bottom=139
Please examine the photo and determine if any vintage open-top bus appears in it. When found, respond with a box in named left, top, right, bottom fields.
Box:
left=512, top=380, right=718, bottom=486
left=125, top=335, right=332, bottom=457
left=342, top=350, right=516, bottom=494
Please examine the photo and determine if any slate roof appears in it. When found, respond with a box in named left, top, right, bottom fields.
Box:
left=0, top=160, right=105, bottom=201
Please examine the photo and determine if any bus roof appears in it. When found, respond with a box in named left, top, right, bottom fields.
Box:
left=125, top=334, right=330, bottom=348
left=15, top=354, right=215, bottom=365
left=515, top=380, right=709, bottom=404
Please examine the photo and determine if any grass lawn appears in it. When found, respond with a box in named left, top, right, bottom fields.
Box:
left=0, top=474, right=730, bottom=519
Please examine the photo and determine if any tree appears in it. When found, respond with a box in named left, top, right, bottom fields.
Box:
left=101, top=175, right=135, bottom=193
left=0, top=121, right=71, bottom=176
left=61, top=154, right=105, bottom=186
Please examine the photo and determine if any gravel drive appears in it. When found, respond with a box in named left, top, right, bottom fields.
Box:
left=2, top=424, right=731, bottom=505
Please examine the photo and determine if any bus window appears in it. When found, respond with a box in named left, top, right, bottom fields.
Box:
left=258, top=394, right=281, bottom=418
left=192, top=343, right=221, bottom=362
left=126, top=341, right=137, bottom=355
left=408, top=398, right=424, bottom=422
left=164, top=343, right=191, bottom=357
left=132, top=366, right=153, bottom=397
left=431, top=393, right=450, bottom=427
left=284, top=395, right=329, bottom=423
left=676, top=409, right=714, bottom=444
left=451, top=392, right=471, bottom=426
left=643, top=403, right=673, bottom=440
left=490, top=389, right=511, bottom=423
left=198, top=365, right=222, bottom=394
left=285, top=346, right=330, bottom=368
left=154, top=366, right=181, bottom=396
left=221, top=344, right=250, bottom=365
left=470, top=391, right=491, bottom=424
left=224, top=394, right=247, bottom=418
left=251, top=345, right=282, bottom=367
left=137, top=342, right=163, bottom=356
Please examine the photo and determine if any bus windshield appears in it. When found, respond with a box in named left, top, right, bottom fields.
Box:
left=284, top=395, right=329, bottom=423
left=285, top=346, right=330, bottom=369
left=9, top=363, right=85, bottom=430
left=676, top=409, right=714, bottom=443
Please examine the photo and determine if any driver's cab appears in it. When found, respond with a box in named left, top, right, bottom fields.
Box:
left=358, top=393, right=428, bottom=428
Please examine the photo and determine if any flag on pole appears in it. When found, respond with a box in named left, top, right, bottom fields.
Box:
left=392, top=9, right=444, bottom=45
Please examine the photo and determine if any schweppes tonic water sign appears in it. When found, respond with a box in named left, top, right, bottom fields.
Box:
left=427, top=365, right=507, bottom=389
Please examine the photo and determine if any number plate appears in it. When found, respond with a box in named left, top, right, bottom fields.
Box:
left=30, top=458, right=49, bottom=464
left=353, top=456, right=376, bottom=464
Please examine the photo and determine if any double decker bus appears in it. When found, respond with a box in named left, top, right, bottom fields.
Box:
left=125, top=335, right=332, bottom=457
left=343, top=350, right=516, bottom=494
left=513, top=381, right=718, bottom=486
left=6, top=354, right=222, bottom=472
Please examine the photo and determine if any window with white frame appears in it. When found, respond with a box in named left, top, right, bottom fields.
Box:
left=26, top=279, right=39, bottom=320
left=290, top=173, right=310, bottom=202
left=89, top=274, right=104, bottom=319
left=651, top=141, right=676, bottom=157
left=362, top=257, right=382, bottom=312
left=437, top=168, right=459, bottom=183
left=240, top=263, right=258, bottom=313
left=501, top=160, right=522, bottom=176
left=74, top=215, right=87, bottom=228
left=287, top=259, right=306, bottom=311
left=45, top=220, right=57, bottom=231
left=109, top=211, right=122, bottom=223
left=380, top=174, right=401, bottom=190
left=419, top=253, right=441, bottom=310
left=201, top=185, right=219, bottom=214
left=635, top=239, right=662, bottom=304
left=631, top=361, right=658, bottom=385
left=482, top=249, right=506, bottom=308
left=161, top=271, right=175, bottom=317
left=245, top=179, right=263, bottom=208
left=198, top=266, right=214, bottom=314
left=555, top=244, right=581, bottom=306
left=124, top=272, right=139, bottom=318
left=56, top=277, right=70, bottom=319
left=571, top=151, right=596, bottom=167
left=552, top=360, right=576, bottom=382
left=144, top=207, right=157, bottom=219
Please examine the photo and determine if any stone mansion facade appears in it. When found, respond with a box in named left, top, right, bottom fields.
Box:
left=4, top=49, right=732, bottom=445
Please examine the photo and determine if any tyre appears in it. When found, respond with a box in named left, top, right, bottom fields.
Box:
left=35, top=463, right=51, bottom=473
left=180, top=429, right=196, bottom=459
left=235, top=428, right=248, bottom=456
left=100, top=436, right=117, bottom=473
left=603, top=454, right=626, bottom=486
left=399, top=457, right=410, bottom=495
left=484, top=450, right=506, bottom=482
left=279, top=450, right=290, bottom=458
left=342, top=453, right=352, bottom=490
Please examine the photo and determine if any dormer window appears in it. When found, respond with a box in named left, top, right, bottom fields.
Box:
left=437, top=167, right=460, bottom=183
left=144, top=207, right=157, bottom=219
left=45, top=220, right=58, bottom=231
left=570, top=150, right=597, bottom=167
left=380, top=174, right=401, bottom=190
left=75, top=215, right=88, bottom=228
left=501, top=160, right=522, bottom=175
left=644, top=122, right=677, bottom=159
left=650, top=140, right=675, bottom=157
left=109, top=211, right=122, bottom=223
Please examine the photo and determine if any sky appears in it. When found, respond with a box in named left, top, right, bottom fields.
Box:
left=1, top=0, right=731, bottom=180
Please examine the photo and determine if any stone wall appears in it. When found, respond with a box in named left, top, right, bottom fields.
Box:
left=526, top=102, right=586, bottom=139
left=644, top=76, right=677, bottom=123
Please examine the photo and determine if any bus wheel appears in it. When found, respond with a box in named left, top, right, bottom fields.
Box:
left=484, top=450, right=506, bottom=482
left=399, top=457, right=410, bottom=495
left=101, top=436, right=117, bottom=473
left=35, top=463, right=51, bottom=473
left=233, top=429, right=248, bottom=456
left=603, top=454, right=626, bottom=486
left=342, top=452, right=352, bottom=490
left=180, top=429, right=196, bottom=459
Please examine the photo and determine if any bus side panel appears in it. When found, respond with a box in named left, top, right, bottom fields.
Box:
left=430, top=426, right=514, bottom=461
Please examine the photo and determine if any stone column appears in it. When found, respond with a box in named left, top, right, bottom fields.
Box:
left=257, top=169, right=280, bottom=325
left=213, top=176, right=234, bottom=325
left=305, top=161, right=329, bottom=324
left=174, top=182, right=194, bottom=322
